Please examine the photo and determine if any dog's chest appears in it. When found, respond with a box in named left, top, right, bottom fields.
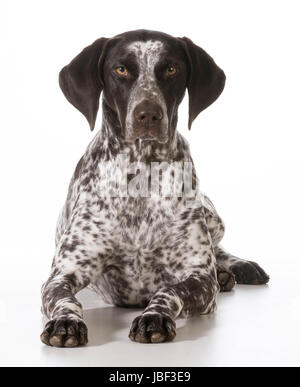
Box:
left=89, top=148, right=195, bottom=305
left=112, top=196, right=177, bottom=250
left=92, top=196, right=182, bottom=306
left=95, top=153, right=187, bottom=250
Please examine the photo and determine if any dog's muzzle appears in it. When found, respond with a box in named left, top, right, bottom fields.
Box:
left=131, top=100, right=167, bottom=143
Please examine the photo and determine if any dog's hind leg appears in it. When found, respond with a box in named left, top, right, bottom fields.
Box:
left=216, top=263, right=236, bottom=292
left=201, top=203, right=235, bottom=291
left=215, top=245, right=270, bottom=285
left=202, top=200, right=269, bottom=288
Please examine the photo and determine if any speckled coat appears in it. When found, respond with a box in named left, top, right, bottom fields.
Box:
left=41, top=30, right=269, bottom=347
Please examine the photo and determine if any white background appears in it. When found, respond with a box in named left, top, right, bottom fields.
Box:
left=0, top=0, right=300, bottom=366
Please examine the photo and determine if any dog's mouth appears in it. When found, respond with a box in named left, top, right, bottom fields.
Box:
left=132, top=128, right=169, bottom=144
left=138, top=133, right=157, bottom=141
left=137, top=135, right=169, bottom=145
left=128, top=131, right=168, bottom=145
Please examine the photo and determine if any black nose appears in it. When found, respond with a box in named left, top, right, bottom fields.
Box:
left=134, top=100, right=163, bottom=126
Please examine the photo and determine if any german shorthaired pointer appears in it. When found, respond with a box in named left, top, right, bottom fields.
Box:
left=40, top=30, right=269, bottom=347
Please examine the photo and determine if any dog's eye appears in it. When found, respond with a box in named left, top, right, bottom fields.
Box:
left=115, top=66, right=128, bottom=77
left=165, top=65, right=177, bottom=76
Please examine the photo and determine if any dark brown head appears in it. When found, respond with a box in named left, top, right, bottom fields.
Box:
left=59, top=30, right=225, bottom=144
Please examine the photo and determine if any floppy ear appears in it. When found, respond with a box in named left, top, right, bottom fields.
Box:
left=179, top=37, right=226, bottom=129
left=59, top=37, right=109, bottom=130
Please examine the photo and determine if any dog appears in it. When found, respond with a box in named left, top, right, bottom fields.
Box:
left=40, top=30, right=269, bottom=347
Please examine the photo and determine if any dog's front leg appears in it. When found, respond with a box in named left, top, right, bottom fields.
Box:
left=129, top=272, right=219, bottom=344
left=40, top=212, right=110, bottom=347
left=129, top=211, right=220, bottom=344
left=40, top=270, right=88, bottom=347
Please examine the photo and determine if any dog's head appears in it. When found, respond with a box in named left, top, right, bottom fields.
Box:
left=59, top=30, right=225, bottom=144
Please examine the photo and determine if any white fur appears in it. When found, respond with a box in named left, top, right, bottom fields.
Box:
left=125, top=40, right=168, bottom=132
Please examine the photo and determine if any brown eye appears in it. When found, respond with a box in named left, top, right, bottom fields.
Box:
left=115, top=66, right=128, bottom=77
left=166, top=65, right=177, bottom=76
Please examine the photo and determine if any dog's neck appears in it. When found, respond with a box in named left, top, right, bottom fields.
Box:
left=98, top=100, right=181, bottom=162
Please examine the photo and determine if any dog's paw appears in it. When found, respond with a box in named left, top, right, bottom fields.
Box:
left=230, top=260, right=270, bottom=285
left=40, top=318, right=88, bottom=348
left=217, top=267, right=236, bottom=292
left=129, top=313, right=176, bottom=343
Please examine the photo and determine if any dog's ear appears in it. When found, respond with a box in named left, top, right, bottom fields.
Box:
left=59, top=37, right=110, bottom=130
left=179, top=37, right=226, bottom=129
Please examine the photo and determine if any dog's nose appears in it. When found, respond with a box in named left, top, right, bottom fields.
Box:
left=134, top=101, right=163, bottom=126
